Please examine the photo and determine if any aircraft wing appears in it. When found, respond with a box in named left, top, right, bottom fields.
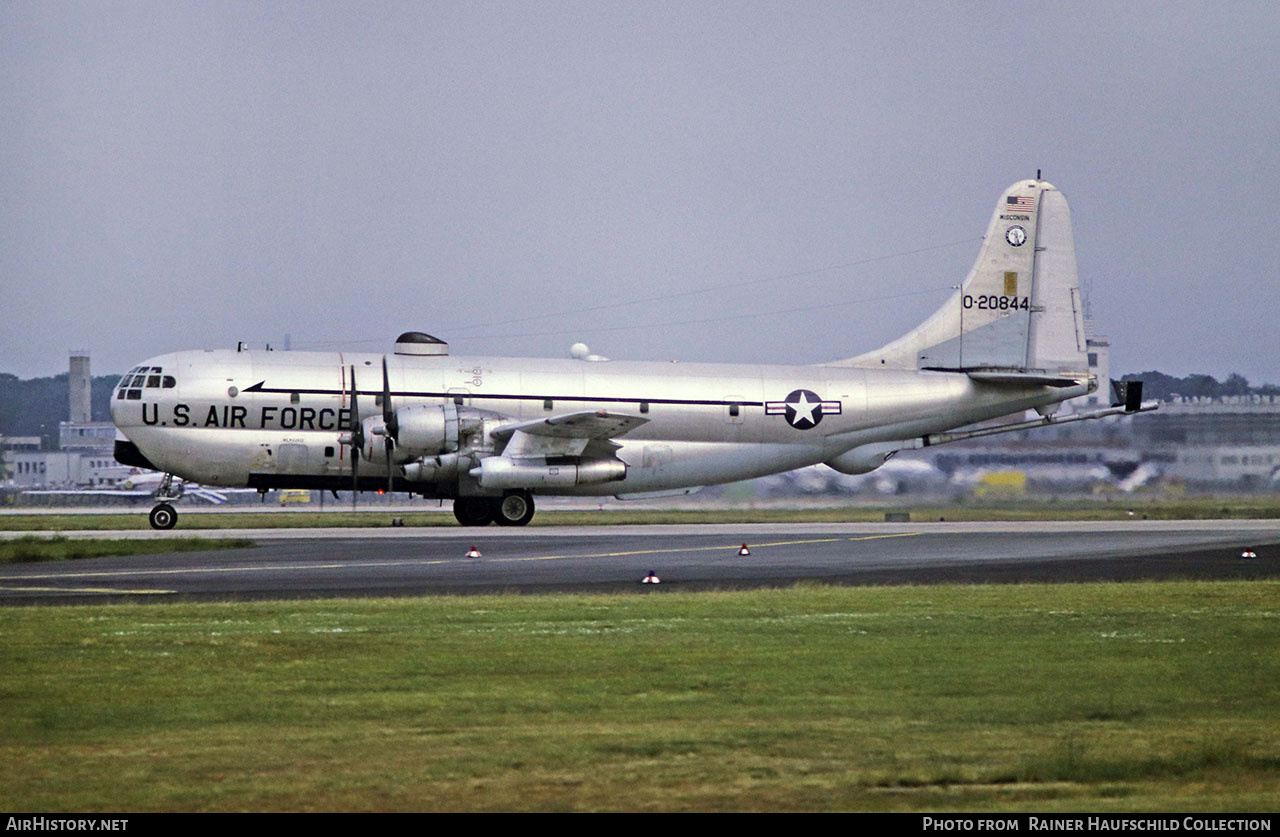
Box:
left=491, top=410, right=648, bottom=442
left=491, top=410, right=649, bottom=458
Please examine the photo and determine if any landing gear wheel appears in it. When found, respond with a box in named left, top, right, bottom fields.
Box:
left=494, top=491, right=535, bottom=527
left=149, top=503, right=178, bottom=530
left=453, top=497, right=495, bottom=527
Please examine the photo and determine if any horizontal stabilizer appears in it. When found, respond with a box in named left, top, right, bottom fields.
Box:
left=963, top=371, right=1085, bottom=388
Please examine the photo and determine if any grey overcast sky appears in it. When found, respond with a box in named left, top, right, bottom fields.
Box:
left=3, top=1, right=1277, bottom=383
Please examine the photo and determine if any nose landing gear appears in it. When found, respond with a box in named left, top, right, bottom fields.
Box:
left=147, top=473, right=183, bottom=530
left=149, top=502, right=178, bottom=530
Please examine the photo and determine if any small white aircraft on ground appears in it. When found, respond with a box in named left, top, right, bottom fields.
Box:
left=112, top=178, right=1154, bottom=528
left=19, top=467, right=252, bottom=508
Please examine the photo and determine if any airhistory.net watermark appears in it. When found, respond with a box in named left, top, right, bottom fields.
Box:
left=6, top=819, right=127, bottom=832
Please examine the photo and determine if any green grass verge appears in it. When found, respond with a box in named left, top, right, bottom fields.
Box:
left=0, top=536, right=257, bottom=564
left=1, top=581, right=1276, bottom=812
left=3, top=496, right=1279, bottom=530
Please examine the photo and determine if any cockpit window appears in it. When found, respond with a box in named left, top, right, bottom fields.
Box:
left=117, top=366, right=170, bottom=400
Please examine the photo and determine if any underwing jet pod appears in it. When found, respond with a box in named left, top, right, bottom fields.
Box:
left=112, top=178, right=1154, bottom=528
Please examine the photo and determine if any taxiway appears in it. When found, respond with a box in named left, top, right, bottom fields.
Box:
left=1, top=521, right=1277, bottom=605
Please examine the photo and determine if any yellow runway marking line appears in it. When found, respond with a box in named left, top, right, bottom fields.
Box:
left=847, top=533, right=921, bottom=542
left=500, top=537, right=843, bottom=563
left=499, top=532, right=921, bottom=563
left=0, top=559, right=450, bottom=582
left=0, top=585, right=176, bottom=596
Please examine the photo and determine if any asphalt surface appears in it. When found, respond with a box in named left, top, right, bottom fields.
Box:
left=2, top=521, right=1278, bottom=605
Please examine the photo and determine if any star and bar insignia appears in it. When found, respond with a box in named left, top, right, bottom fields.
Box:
left=765, top=389, right=842, bottom=429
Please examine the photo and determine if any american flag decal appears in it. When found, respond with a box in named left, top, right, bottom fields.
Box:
left=1006, top=195, right=1036, bottom=211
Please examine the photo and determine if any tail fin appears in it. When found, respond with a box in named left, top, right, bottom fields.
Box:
left=832, top=179, right=1088, bottom=378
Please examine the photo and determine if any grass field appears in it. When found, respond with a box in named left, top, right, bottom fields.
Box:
left=2, top=581, right=1276, bottom=812
left=3, top=496, right=1279, bottom=530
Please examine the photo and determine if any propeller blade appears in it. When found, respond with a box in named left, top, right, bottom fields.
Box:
left=382, top=356, right=396, bottom=435
left=350, top=366, right=361, bottom=510
left=351, top=444, right=360, bottom=511
left=382, top=356, right=396, bottom=495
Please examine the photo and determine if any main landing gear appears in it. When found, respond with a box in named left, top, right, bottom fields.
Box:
left=453, top=491, right=535, bottom=527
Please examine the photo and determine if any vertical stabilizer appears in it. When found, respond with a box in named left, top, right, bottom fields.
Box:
left=831, top=179, right=1088, bottom=377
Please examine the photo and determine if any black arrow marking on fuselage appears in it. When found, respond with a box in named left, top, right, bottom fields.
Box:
left=242, top=381, right=764, bottom=409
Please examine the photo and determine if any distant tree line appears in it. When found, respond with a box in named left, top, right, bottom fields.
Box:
left=0, top=373, right=119, bottom=446
left=1119, top=372, right=1279, bottom=401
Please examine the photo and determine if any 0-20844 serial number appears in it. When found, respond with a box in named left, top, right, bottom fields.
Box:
left=963, top=295, right=1029, bottom=311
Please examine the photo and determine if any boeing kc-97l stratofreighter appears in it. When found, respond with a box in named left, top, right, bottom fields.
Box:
left=112, top=178, right=1154, bottom=529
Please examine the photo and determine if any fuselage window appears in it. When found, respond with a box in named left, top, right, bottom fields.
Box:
left=543, top=399, right=553, bottom=411
left=640, top=401, right=650, bottom=414
left=290, top=392, right=301, bottom=404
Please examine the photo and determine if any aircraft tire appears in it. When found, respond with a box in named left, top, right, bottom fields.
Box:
left=149, top=503, right=178, bottom=530
left=493, top=491, right=535, bottom=527
left=453, top=497, right=495, bottom=527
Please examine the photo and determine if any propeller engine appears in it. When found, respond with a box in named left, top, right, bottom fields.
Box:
left=341, top=356, right=473, bottom=498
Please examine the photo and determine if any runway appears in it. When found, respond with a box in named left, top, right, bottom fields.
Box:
left=2, top=521, right=1278, bottom=605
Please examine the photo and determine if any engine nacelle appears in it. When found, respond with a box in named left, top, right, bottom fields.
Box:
left=471, top=457, right=627, bottom=489
left=355, top=404, right=459, bottom=465
left=402, top=452, right=468, bottom=483
left=394, top=404, right=450, bottom=458
left=825, top=444, right=900, bottom=475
